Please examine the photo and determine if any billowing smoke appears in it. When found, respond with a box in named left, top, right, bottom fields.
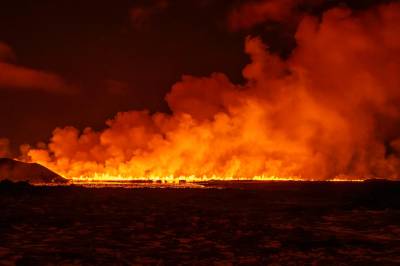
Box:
left=26, top=3, right=400, bottom=180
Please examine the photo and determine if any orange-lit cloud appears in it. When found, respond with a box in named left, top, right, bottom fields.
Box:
left=0, top=42, right=75, bottom=93
left=26, top=2, right=400, bottom=181
left=228, top=0, right=321, bottom=30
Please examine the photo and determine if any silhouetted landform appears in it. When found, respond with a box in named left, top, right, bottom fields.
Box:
left=0, top=158, right=67, bottom=184
left=1, top=181, right=400, bottom=264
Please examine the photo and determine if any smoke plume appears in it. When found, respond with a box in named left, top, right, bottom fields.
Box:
left=26, top=3, right=400, bottom=180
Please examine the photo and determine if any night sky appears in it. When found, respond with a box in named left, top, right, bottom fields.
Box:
left=0, top=0, right=393, bottom=151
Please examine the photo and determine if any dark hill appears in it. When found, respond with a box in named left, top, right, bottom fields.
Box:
left=0, top=158, right=67, bottom=184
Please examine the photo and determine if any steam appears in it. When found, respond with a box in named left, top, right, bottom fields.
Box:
left=26, top=3, right=400, bottom=180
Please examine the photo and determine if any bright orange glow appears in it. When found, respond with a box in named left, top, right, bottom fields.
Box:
left=69, top=174, right=366, bottom=183
left=23, top=3, right=400, bottom=183
left=71, top=174, right=302, bottom=183
left=63, top=175, right=364, bottom=188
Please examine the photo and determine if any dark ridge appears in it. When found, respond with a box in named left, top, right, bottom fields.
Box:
left=0, top=158, right=67, bottom=184
left=363, top=178, right=393, bottom=183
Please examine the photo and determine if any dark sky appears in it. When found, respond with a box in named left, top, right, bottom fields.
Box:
left=0, top=0, right=391, bottom=151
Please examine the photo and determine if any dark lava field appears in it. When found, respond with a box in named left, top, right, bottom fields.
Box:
left=1, top=181, right=400, bottom=265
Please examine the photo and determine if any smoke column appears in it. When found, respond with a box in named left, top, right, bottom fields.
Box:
left=26, top=3, right=400, bottom=181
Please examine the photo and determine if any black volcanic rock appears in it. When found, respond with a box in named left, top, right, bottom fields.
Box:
left=363, top=178, right=392, bottom=183
left=0, top=158, right=67, bottom=184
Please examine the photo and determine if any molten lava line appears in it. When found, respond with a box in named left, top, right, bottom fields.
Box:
left=69, top=174, right=365, bottom=184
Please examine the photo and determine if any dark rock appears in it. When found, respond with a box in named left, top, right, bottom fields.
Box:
left=363, top=178, right=393, bottom=183
left=0, top=158, right=67, bottom=184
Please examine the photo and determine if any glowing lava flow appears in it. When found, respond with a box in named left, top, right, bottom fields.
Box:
left=69, top=174, right=364, bottom=184
left=24, top=3, right=400, bottom=182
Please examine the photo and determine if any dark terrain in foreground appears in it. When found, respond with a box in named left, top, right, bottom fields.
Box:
left=1, top=181, right=400, bottom=265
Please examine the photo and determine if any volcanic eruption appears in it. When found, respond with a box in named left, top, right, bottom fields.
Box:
left=3, top=2, right=400, bottom=265
left=21, top=3, right=400, bottom=183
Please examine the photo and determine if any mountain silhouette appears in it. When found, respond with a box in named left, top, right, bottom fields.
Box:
left=0, top=158, right=67, bottom=184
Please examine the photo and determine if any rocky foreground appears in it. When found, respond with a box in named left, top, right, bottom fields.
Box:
left=1, top=181, right=400, bottom=265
